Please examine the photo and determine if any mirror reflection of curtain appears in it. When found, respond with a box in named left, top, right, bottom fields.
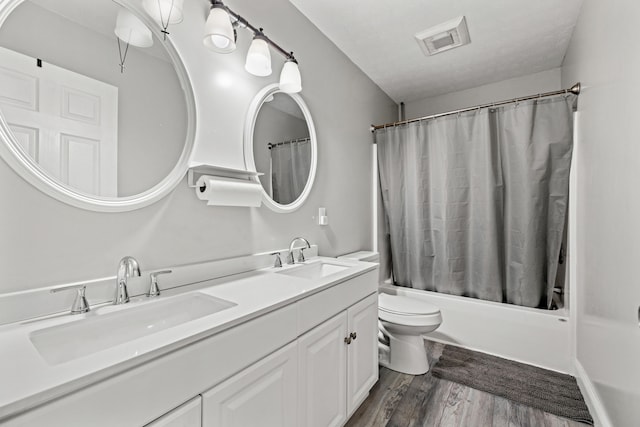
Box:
left=376, top=94, right=576, bottom=309
left=271, top=139, right=311, bottom=205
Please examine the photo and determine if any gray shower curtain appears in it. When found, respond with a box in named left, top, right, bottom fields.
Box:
left=376, top=95, right=576, bottom=308
left=271, top=140, right=311, bottom=205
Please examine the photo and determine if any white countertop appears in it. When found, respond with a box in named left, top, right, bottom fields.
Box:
left=0, top=256, right=377, bottom=421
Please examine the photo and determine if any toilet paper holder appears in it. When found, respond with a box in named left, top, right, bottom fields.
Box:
left=188, top=163, right=264, bottom=208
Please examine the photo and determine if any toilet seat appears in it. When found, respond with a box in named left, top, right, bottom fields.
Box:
left=379, top=310, right=442, bottom=327
left=378, top=293, right=442, bottom=327
left=378, top=294, right=440, bottom=315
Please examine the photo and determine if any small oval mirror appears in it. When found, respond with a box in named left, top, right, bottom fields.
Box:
left=244, top=84, right=317, bottom=212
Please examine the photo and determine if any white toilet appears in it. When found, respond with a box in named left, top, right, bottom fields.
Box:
left=338, top=251, right=443, bottom=375
left=378, top=293, right=442, bottom=375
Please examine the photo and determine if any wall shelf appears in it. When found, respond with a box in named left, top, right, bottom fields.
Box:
left=187, top=163, right=263, bottom=188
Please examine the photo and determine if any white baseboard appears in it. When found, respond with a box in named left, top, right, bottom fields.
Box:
left=574, top=359, right=612, bottom=427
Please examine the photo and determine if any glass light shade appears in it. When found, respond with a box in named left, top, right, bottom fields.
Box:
left=245, top=37, right=272, bottom=77
left=142, top=0, right=184, bottom=24
left=115, top=9, right=153, bottom=48
left=203, top=7, right=236, bottom=53
left=279, top=60, right=302, bottom=93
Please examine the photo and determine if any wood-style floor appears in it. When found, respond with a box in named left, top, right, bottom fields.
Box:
left=346, top=341, right=590, bottom=427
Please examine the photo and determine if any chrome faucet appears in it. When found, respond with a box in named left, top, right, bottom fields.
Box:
left=115, top=256, right=141, bottom=305
left=287, top=237, right=311, bottom=264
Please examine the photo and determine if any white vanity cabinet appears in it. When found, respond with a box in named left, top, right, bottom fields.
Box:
left=298, top=293, right=378, bottom=427
left=1, top=268, right=378, bottom=427
left=201, top=271, right=379, bottom=427
left=202, top=342, right=298, bottom=427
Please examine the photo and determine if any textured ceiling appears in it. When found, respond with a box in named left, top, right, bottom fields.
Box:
left=289, top=0, right=584, bottom=103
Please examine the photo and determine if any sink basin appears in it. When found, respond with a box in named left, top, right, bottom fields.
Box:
left=30, top=293, right=236, bottom=365
left=278, top=261, right=350, bottom=280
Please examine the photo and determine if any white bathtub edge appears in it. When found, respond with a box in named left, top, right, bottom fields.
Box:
left=381, top=284, right=573, bottom=373
left=574, top=358, right=613, bottom=427
left=422, top=336, right=561, bottom=373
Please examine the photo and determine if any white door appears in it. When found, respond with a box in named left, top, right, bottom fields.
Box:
left=346, top=294, right=379, bottom=416
left=145, top=396, right=201, bottom=427
left=298, top=312, right=348, bottom=427
left=0, top=46, right=118, bottom=196
left=202, top=342, right=298, bottom=427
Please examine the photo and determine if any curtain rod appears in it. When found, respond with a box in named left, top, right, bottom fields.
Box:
left=370, top=82, right=581, bottom=132
left=268, top=137, right=311, bottom=149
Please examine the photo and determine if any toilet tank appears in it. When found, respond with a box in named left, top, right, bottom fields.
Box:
left=338, top=251, right=380, bottom=284
left=337, top=251, right=379, bottom=263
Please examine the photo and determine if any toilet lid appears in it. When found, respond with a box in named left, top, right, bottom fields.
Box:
left=378, top=293, right=440, bottom=315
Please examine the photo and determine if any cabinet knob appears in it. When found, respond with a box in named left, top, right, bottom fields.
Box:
left=344, top=336, right=352, bottom=345
left=350, top=332, right=357, bottom=341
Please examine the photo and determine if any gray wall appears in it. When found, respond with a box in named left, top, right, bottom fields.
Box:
left=0, top=1, right=187, bottom=197
left=404, top=68, right=561, bottom=118
left=562, top=0, right=640, bottom=424
left=0, top=0, right=396, bottom=293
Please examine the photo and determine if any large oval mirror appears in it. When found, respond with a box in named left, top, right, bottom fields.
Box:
left=244, top=84, right=317, bottom=213
left=0, top=0, right=195, bottom=211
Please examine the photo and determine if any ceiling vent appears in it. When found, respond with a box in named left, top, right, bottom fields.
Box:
left=415, top=16, right=471, bottom=56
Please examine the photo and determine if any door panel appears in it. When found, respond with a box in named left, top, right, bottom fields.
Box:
left=9, top=124, right=38, bottom=159
left=347, top=293, right=379, bottom=416
left=298, top=312, right=348, bottom=427
left=60, top=134, right=100, bottom=195
left=202, top=342, right=298, bottom=427
left=62, top=87, right=101, bottom=125
left=0, top=65, right=37, bottom=109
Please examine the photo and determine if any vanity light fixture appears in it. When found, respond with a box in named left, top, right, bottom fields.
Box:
left=245, top=33, right=272, bottom=76
left=203, top=3, right=237, bottom=53
left=142, top=0, right=184, bottom=40
left=203, top=0, right=302, bottom=93
left=279, top=58, right=302, bottom=93
left=115, top=8, right=153, bottom=48
left=114, top=8, right=154, bottom=73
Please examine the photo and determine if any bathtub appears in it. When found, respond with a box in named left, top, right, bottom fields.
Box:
left=379, top=284, right=573, bottom=374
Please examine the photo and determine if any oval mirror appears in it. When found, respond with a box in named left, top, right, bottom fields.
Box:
left=0, top=0, right=195, bottom=211
left=244, top=84, right=317, bottom=213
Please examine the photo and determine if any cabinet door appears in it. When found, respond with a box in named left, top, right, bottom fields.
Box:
left=298, top=312, right=348, bottom=427
left=202, top=342, right=298, bottom=427
left=346, top=293, right=379, bottom=416
left=145, top=396, right=201, bottom=427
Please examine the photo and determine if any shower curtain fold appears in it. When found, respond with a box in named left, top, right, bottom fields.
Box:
left=376, top=94, right=575, bottom=308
